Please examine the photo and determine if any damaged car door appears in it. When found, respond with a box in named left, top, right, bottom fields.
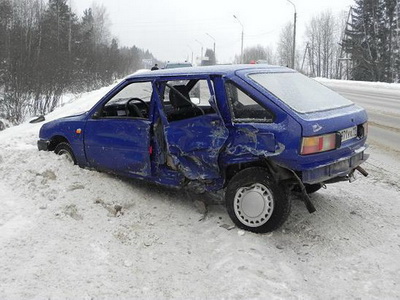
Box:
left=223, top=80, right=281, bottom=157
left=157, top=77, right=229, bottom=182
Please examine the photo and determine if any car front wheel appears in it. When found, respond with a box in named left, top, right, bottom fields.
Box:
left=54, top=142, right=76, bottom=165
left=226, top=167, right=291, bottom=233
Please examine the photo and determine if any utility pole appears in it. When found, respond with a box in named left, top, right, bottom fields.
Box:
left=286, top=0, right=297, bottom=69
left=233, top=15, right=244, bottom=64
left=187, top=45, right=194, bottom=65
left=337, top=7, right=353, bottom=80
left=301, top=42, right=309, bottom=74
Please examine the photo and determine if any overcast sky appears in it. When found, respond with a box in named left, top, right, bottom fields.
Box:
left=70, top=0, right=354, bottom=64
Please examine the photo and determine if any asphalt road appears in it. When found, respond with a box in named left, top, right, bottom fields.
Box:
left=323, top=83, right=400, bottom=153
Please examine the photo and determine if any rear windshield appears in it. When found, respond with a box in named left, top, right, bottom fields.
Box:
left=248, top=72, right=353, bottom=113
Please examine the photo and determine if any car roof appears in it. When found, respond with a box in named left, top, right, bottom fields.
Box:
left=127, top=64, right=292, bottom=80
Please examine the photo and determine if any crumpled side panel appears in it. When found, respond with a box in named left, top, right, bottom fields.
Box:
left=225, top=126, right=283, bottom=158
left=165, top=114, right=229, bottom=180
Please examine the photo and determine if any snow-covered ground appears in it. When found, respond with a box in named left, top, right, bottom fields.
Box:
left=1, top=80, right=400, bottom=299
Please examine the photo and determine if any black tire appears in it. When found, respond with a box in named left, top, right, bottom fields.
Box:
left=226, top=167, right=291, bottom=233
left=54, top=142, right=76, bottom=165
left=305, top=183, right=322, bottom=194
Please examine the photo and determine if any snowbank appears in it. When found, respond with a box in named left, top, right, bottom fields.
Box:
left=316, top=77, right=400, bottom=90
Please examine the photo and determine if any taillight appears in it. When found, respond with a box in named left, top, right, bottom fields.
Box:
left=357, top=122, right=368, bottom=138
left=301, top=133, right=338, bottom=155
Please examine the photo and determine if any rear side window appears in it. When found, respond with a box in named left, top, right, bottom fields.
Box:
left=225, top=81, right=274, bottom=123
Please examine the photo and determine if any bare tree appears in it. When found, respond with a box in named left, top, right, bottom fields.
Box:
left=277, top=22, right=294, bottom=68
left=246, top=45, right=275, bottom=64
left=303, top=10, right=342, bottom=78
left=0, top=0, right=160, bottom=124
left=234, top=45, right=276, bottom=64
left=0, top=0, right=44, bottom=123
left=91, top=2, right=111, bottom=46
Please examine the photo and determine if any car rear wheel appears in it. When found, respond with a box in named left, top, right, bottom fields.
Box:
left=54, top=142, right=76, bottom=165
left=226, top=167, right=291, bottom=233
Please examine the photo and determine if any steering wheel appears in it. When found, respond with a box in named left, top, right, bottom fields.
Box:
left=125, top=98, right=149, bottom=118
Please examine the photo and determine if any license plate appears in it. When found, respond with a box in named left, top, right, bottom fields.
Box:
left=339, top=126, right=357, bottom=142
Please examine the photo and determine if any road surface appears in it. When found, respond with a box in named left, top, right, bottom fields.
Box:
left=322, top=82, right=400, bottom=153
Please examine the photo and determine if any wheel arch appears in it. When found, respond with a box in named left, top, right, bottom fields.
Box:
left=48, top=135, right=70, bottom=151
left=223, top=159, right=294, bottom=187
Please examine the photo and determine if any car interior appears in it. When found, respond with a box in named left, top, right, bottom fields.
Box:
left=97, top=79, right=217, bottom=121
left=162, top=79, right=216, bottom=122
left=100, top=98, right=149, bottom=119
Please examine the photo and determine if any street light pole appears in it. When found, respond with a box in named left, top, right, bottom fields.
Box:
left=206, top=33, right=216, bottom=63
left=187, top=45, right=194, bottom=65
left=286, top=0, right=297, bottom=69
left=195, top=39, right=203, bottom=65
left=233, top=15, right=244, bottom=64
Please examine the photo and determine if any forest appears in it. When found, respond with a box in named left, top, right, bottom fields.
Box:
left=1, top=0, right=399, bottom=126
left=343, top=0, right=400, bottom=82
left=0, top=0, right=157, bottom=124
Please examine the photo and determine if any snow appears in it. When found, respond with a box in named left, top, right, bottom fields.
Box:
left=316, top=77, right=400, bottom=91
left=1, top=80, right=400, bottom=299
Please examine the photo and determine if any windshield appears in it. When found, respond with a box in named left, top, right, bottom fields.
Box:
left=248, top=72, right=353, bottom=113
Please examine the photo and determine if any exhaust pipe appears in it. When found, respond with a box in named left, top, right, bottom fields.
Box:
left=356, top=166, right=369, bottom=177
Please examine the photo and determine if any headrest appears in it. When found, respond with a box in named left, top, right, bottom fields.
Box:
left=169, top=85, right=191, bottom=108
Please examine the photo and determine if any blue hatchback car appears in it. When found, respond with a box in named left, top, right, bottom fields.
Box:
left=38, top=65, right=369, bottom=233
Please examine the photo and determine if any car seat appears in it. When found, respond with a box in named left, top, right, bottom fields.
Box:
left=168, top=85, right=203, bottom=121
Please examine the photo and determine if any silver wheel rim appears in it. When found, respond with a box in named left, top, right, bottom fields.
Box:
left=233, top=183, right=274, bottom=227
left=58, top=149, right=74, bottom=163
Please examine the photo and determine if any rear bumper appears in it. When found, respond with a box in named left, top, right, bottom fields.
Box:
left=37, top=139, right=50, bottom=151
left=301, top=149, right=368, bottom=184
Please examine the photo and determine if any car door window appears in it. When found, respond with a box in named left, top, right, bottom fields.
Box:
left=225, top=81, right=274, bottom=123
left=161, top=79, right=215, bottom=122
left=100, top=81, right=152, bottom=119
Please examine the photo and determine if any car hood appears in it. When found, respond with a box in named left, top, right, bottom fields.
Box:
left=45, top=112, right=87, bottom=124
left=39, top=112, right=87, bottom=137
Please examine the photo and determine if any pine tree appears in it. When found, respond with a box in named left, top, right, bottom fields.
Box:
left=34, top=0, right=79, bottom=113
left=382, top=0, right=399, bottom=82
left=203, top=49, right=216, bottom=66
left=343, top=0, right=399, bottom=82
left=76, top=8, right=97, bottom=91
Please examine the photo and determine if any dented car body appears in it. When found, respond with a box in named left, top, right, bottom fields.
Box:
left=38, top=65, right=369, bottom=232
